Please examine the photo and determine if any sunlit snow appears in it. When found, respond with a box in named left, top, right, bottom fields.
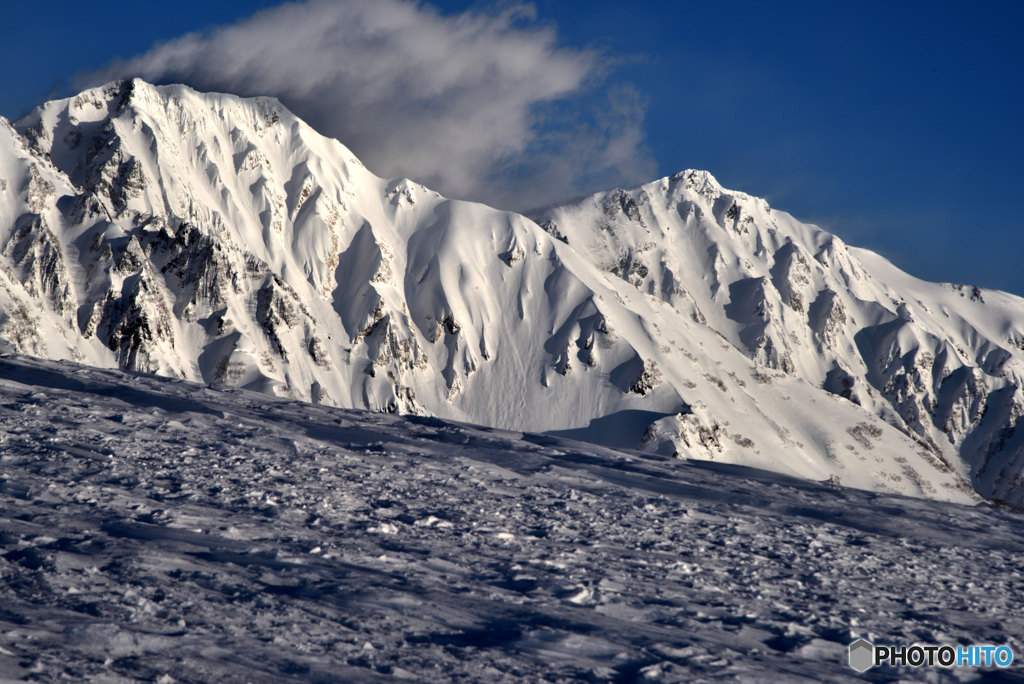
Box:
left=3, top=80, right=1024, bottom=506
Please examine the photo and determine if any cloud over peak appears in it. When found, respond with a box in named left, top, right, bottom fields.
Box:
left=84, top=0, right=656, bottom=211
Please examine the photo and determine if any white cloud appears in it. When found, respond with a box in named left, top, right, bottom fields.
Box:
left=83, top=0, right=657, bottom=211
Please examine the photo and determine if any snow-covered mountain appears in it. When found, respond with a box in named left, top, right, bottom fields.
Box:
left=3, top=79, right=1024, bottom=505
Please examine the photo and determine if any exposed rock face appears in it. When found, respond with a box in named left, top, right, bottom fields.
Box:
left=1, top=80, right=1023, bottom=505
left=2, top=214, right=74, bottom=322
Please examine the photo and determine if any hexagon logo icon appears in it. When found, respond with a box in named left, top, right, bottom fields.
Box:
left=849, top=639, right=874, bottom=672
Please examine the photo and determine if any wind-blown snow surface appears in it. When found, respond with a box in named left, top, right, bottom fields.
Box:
left=0, top=354, right=1022, bottom=683
left=3, top=79, right=1024, bottom=505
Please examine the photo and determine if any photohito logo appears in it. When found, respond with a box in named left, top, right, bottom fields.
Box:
left=848, top=639, right=1014, bottom=672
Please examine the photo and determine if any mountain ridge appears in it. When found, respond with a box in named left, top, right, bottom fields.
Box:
left=2, top=78, right=1023, bottom=505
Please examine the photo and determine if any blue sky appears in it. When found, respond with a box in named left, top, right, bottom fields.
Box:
left=3, top=1, right=1022, bottom=295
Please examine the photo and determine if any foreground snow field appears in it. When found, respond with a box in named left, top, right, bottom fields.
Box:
left=0, top=354, right=1021, bottom=683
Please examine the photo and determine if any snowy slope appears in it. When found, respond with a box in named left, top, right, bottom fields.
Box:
left=2, top=79, right=1023, bottom=505
left=533, top=175, right=1024, bottom=504
left=0, top=353, right=1021, bottom=683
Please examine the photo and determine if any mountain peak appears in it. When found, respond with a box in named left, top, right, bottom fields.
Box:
left=670, top=167, right=723, bottom=194
left=2, top=80, right=1023, bottom=506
